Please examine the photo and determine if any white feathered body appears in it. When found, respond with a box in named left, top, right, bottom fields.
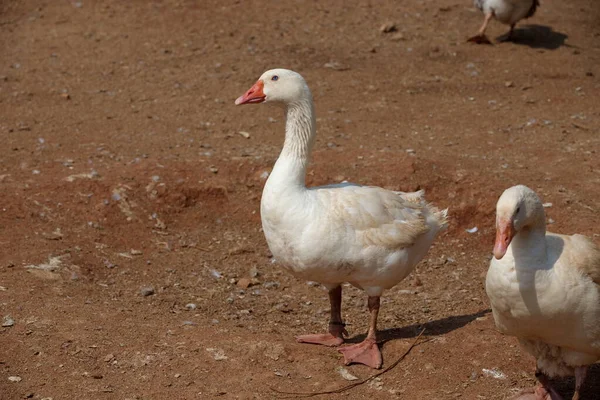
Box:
left=486, top=231, right=600, bottom=376
left=474, top=0, right=538, bottom=25
left=261, top=157, right=447, bottom=297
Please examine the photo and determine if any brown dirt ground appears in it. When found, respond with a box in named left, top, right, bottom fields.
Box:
left=1, top=1, right=599, bottom=399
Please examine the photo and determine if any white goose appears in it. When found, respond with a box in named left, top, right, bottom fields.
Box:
left=486, top=185, right=600, bottom=400
left=468, top=0, right=540, bottom=44
left=235, top=69, right=448, bottom=368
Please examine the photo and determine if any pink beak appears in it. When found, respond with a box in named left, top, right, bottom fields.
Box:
left=493, top=218, right=515, bottom=260
left=235, top=80, right=265, bottom=105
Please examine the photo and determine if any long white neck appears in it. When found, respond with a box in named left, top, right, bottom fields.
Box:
left=508, top=223, right=548, bottom=265
left=266, top=97, right=316, bottom=191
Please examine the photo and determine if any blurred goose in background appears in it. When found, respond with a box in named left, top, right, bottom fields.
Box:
left=486, top=185, right=600, bottom=400
left=469, top=0, right=540, bottom=44
left=235, top=69, right=448, bottom=368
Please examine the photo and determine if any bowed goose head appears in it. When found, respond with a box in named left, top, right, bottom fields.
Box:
left=493, top=185, right=545, bottom=259
left=235, top=69, right=448, bottom=369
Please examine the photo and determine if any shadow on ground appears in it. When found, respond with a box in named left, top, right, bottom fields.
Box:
left=345, top=308, right=492, bottom=344
left=497, top=24, right=569, bottom=50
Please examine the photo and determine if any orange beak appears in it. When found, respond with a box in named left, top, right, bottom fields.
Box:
left=235, top=80, right=265, bottom=105
left=493, top=218, right=515, bottom=260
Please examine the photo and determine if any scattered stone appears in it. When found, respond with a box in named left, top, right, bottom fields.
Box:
left=140, top=286, right=155, bottom=296
left=43, top=228, right=63, bottom=241
left=103, top=354, right=115, bottom=363
left=397, top=289, right=417, bottom=295
left=336, top=366, right=359, bottom=381
left=263, top=281, right=280, bottom=290
left=237, top=277, right=252, bottom=289
left=238, top=131, right=250, bottom=139
left=65, top=170, right=99, bottom=182
left=263, top=343, right=285, bottom=361
left=525, top=118, right=537, bottom=127
left=465, top=227, right=478, bottom=234
left=185, top=303, right=197, bottom=310
left=379, top=22, right=397, bottom=33
left=8, top=376, right=22, bottom=382
left=2, top=315, right=15, bottom=327
left=482, top=368, right=506, bottom=380
left=209, top=269, right=222, bottom=279
left=130, top=249, right=143, bottom=256
left=390, top=32, right=405, bottom=41
left=368, top=377, right=384, bottom=390
left=542, top=202, right=553, bottom=208
left=25, top=256, right=64, bottom=272
left=504, top=81, right=514, bottom=88
left=323, top=61, right=350, bottom=71
left=206, top=348, right=228, bottom=361
left=249, top=266, right=259, bottom=278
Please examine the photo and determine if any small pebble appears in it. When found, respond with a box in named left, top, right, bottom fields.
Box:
left=8, top=376, right=22, bottom=382
left=206, top=348, right=228, bottom=361
left=185, top=303, right=197, bottom=310
left=336, top=366, right=359, bottom=381
left=482, top=368, right=506, bottom=380
left=237, top=277, right=252, bottom=289
left=140, top=286, right=155, bottom=296
left=379, top=22, right=397, bottom=33
left=2, top=315, right=15, bottom=327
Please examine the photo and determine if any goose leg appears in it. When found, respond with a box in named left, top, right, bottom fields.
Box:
left=296, top=285, right=347, bottom=346
left=499, top=23, right=516, bottom=42
left=338, top=296, right=383, bottom=369
left=508, top=24, right=516, bottom=41
left=536, top=369, right=564, bottom=400
left=572, top=366, right=587, bottom=400
left=510, top=386, right=558, bottom=400
left=467, top=12, right=494, bottom=44
left=512, top=369, right=564, bottom=400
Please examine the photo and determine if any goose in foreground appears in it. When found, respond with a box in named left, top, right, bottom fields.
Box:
left=468, top=0, right=540, bottom=44
left=235, top=69, right=448, bottom=368
left=486, top=185, right=600, bottom=399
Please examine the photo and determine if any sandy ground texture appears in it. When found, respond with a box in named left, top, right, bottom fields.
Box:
left=1, top=0, right=599, bottom=399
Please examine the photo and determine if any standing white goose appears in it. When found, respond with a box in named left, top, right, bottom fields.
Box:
left=468, top=0, right=540, bottom=44
left=235, top=69, right=448, bottom=368
left=486, top=185, right=600, bottom=400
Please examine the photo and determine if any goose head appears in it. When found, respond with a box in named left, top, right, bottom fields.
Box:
left=493, top=185, right=545, bottom=260
left=235, top=69, right=310, bottom=106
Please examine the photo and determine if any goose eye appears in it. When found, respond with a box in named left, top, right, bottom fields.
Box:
left=515, top=207, right=520, bottom=214
left=271, top=75, right=279, bottom=81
